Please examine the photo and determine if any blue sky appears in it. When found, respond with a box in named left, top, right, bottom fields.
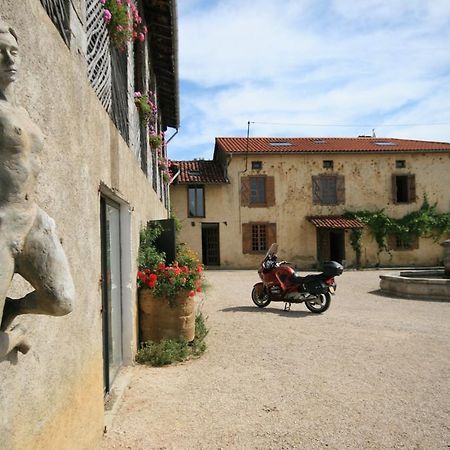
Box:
left=167, top=0, right=450, bottom=161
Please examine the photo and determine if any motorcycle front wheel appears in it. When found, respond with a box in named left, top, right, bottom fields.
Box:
left=251, top=286, right=271, bottom=308
left=305, top=292, right=331, bottom=314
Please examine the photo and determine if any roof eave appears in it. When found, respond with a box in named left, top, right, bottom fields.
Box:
left=144, top=0, right=180, bottom=130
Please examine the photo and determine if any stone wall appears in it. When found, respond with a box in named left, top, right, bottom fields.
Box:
left=0, top=1, right=168, bottom=449
left=171, top=151, right=450, bottom=269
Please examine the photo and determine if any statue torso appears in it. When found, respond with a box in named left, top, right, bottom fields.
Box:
left=0, top=101, right=44, bottom=203
left=0, top=101, right=44, bottom=244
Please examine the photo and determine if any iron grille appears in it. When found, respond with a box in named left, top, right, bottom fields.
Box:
left=86, top=0, right=112, bottom=111
left=152, top=150, right=158, bottom=192
left=134, top=41, right=149, bottom=174
left=110, top=47, right=130, bottom=144
left=40, top=0, right=71, bottom=47
left=139, top=122, right=148, bottom=173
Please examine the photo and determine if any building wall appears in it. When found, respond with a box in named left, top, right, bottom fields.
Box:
left=1, top=2, right=168, bottom=449
left=172, top=151, right=449, bottom=269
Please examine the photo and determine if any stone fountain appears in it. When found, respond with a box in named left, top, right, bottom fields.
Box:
left=379, top=240, right=450, bottom=301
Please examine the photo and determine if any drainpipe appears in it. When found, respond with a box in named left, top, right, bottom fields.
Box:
left=238, top=121, right=252, bottom=233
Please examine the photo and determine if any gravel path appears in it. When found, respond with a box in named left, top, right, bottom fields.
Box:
left=102, top=269, right=450, bottom=450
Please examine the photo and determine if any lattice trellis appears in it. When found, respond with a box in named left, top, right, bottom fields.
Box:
left=86, top=0, right=112, bottom=111
left=40, top=0, right=71, bottom=46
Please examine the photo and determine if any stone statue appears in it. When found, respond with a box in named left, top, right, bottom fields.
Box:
left=0, top=20, right=75, bottom=360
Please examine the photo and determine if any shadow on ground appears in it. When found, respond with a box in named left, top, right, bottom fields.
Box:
left=220, top=305, right=312, bottom=318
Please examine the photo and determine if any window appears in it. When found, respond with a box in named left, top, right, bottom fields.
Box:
left=251, top=161, right=263, bottom=170
left=396, top=160, right=406, bottom=168
left=389, top=234, right=419, bottom=250
left=188, top=186, right=204, bottom=217
left=250, top=177, right=266, bottom=204
left=242, top=222, right=277, bottom=253
left=241, top=176, right=275, bottom=207
left=252, top=224, right=267, bottom=252
left=392, top=174, right=415, bottom=204
left=323, top=160, right=334, bottom=169
left=312, top=175, right=345, bottom=205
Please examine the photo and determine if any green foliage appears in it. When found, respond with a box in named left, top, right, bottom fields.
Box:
left=137, top=224, right=204, bottom=305
left=169, top=210, right=182, bottom=233
left=136, top=338, right=189, bottom=366
left=138, top=221, right=165, bottom=269
left=135, top=312, right=208, bottom=366
left=149, top=134, right=162, bottom=150
left=349, top=228, right=363, bottom=253
left=191, top=312, right=209, bottom=356
left=345, top=198, right=450, bottom=254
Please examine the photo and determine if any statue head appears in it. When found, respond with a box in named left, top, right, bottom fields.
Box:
left=0, top=19, right=19, bottom=87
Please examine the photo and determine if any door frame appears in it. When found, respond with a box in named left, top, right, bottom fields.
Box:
left=201, top=222, right=220, bottom=266
left=317, top=228, right=345, bottom=264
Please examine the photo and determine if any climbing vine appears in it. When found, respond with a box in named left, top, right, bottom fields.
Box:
left=345, top=198, right=450, bottom=254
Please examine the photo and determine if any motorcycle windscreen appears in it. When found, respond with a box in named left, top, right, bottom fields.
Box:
left=264, top=243, right=278, bottom=260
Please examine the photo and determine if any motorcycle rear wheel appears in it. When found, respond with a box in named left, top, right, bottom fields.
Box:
left=251, top=286, right=271, bottom=308
left=305, top=292, right=331, bottom=314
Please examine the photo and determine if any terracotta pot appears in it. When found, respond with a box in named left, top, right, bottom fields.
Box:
left=138, top=288, right=195, bottom=343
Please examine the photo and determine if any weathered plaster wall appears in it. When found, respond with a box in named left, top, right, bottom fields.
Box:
left=172, top=151, right=449, bottom=269
left=0, top=2, right=167, bottom=449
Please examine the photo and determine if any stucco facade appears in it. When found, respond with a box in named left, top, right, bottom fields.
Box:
left=1, top=1, right=178, bottom=449
left=171, top=138, right=450, bottom=270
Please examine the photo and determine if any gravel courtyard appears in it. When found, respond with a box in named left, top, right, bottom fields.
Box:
left=102, top=269, right=450, bottom=450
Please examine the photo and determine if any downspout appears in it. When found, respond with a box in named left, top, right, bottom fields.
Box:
left=238, top=121, right=251, bottom=234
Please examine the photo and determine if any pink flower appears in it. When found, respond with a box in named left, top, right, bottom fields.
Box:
left=116, top=25, right=123, bottom=31
left=99, top=0, right=106, bottom=4
left=134, top=91, right=142, bottom=97
left=103, top=9, right=112, bottom=22
left=138, top=32, right=145, bottom=42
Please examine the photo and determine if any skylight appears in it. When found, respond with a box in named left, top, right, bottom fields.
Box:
left=270, top=142, right=292, bottom=146
left=373, top=141, right=396, bottom=146
left=312, top=139, right=326, bottom=144
left=187, top=170, right=201, bottom=176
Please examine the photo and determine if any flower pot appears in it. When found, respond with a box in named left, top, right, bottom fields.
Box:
left=138, top=288, right=195, bottom=343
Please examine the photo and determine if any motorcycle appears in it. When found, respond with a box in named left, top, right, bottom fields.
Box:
left=251, top=243, right=343, bottom=313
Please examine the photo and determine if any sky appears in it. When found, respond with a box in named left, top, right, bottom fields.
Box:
left=166, top=0, right=450, bottom=161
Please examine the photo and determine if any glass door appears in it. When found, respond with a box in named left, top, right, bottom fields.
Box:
left=100, top=197, right=123, bottom=395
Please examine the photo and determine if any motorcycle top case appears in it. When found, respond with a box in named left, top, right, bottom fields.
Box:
left=322, top=261, right=344, bottom=276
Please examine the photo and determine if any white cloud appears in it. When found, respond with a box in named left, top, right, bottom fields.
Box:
left=168, top=0, right=450, bottom=160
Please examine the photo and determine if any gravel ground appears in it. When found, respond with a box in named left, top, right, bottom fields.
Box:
left=102, top=269, right=450, bottom=450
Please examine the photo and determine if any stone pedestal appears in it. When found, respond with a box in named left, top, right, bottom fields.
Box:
left=441, top=240, right=450, bottom=278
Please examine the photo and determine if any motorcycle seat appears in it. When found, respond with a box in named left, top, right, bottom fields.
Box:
left=289, top=272, right=303, bottom=284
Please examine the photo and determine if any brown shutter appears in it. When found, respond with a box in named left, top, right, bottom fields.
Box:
left=312, top=176, right=321, bottom=204
left=241, top=176, right=250, bottom=206
left=266, top=176, right=275, bottom=206
left=392, top=175, right=398, bottom=204
left=408, top=174, right=416, bottom=203
left=388, top=234, right=396, bottom=250
left=336, top=175, right=345, bottom=204
left=267, top=223, right=277, bottom=248
left=242, top=223, right=252, bottom=254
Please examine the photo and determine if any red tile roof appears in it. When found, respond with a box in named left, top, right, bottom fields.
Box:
left=172, top=160, right=229, bottom=184
left=215, top=137, right=450, bottom=154
left=308, top=216, right=364, bottom=229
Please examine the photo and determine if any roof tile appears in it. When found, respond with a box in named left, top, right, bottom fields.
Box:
left=215, top=137, right=450, bottom=154
left=308, top=216, right=364, bottom=229
left=172, top=160, right=228, bottom=184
